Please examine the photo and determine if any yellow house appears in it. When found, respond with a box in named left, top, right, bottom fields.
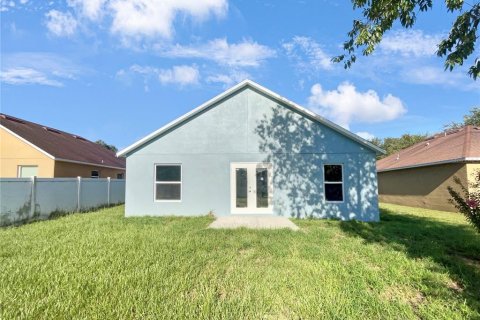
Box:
left=377, top=126, right=480, bottom=212
left=0, top=114, right=125, bottom=178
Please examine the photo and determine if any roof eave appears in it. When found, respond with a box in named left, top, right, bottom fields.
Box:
left=2, top=124, right=125, bottom=169
left=377, top=157, right=480, bottom=172
left=117, top=80, right=385, bottom=157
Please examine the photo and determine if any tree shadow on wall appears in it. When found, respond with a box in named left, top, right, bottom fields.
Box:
left=254, top=104, right=378, bottom=220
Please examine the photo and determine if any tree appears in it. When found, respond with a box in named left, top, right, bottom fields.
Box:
left=334, top=1, right=480, bottom=79
left=448, top=171, right=480, bottom=233
left=369, top=133, right=428, bottom=159
left=444, top=106, right=480, bottom=129
left=95, top=140, right=118, bottom=153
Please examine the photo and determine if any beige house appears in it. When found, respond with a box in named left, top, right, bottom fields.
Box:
left=377, top=126, right=480, bottom=212
left=0, top=114, right=125, bottom=178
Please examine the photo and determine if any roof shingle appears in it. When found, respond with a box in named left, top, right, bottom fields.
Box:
left=0, top=113, right=125, bottom=169
left=377, top=126, right=480, bottom=172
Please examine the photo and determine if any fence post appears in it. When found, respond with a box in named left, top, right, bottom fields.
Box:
left=77, top=176, right=82, bottom=212
left=107, top=177, right=111, bottom=206
left=30, top=176, right=36, bottom=217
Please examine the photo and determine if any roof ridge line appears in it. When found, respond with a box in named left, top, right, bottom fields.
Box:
left=462, top=125, right=472, bottom=158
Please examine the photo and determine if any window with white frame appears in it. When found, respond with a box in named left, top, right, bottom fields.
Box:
left=155, top=165, right=181, bottom=201
left=91, top=170, right=100, bottom=178
left=17, top=165, right=38, bottom=177
left=324, top=164, right=343, bottom=202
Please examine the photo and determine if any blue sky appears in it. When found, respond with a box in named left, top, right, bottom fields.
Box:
left=1, top=0, right=479, bottom=150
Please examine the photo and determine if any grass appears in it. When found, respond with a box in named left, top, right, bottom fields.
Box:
left=0, top=203, right=479, bottom=319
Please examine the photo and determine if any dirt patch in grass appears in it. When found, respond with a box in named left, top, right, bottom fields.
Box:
left=380, top=285, right=425, bottom=308
left=447, top=280, right=464, bottom=293
left=456, top=255, right=480, bottom=271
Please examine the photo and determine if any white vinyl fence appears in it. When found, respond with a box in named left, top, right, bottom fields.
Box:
left=0, top=177, right=125, bottom=226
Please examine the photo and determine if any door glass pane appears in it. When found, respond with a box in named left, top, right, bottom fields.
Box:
left=256, top=168, right=269, bottom=208
left=236, top=168, right=247, bottom=208
left=156, top=184, right=181, bottom=200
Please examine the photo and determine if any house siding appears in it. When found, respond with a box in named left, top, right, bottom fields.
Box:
left=54, top=161, right=125, bottom=179
left=125, top=88, right=379, bottom=220
left=466, top=162, right=480, bottom=193
left=0, top=127, right=55, bottom=177
left=378, top=163, right=469, bottom=212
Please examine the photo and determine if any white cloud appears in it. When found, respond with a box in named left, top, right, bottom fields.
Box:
left=380, top=30, right=442, bottom=57
left=67, top=0, right=106, bottom=20
left=45, top=10, right=78, bottom=37
left=283, top=36, right=332, bottom=71
left=158, top=65, right=199, bottom=85
left=1, top=52, right=84, bottom=87
left=308, top=82, right=406, bottom=129
left=0, top=0, right=13, bottom=12
left=403, top=66, right=463, bottom=86
left=158, top=38, right=275, bottom=67
left=206, top=70, right=250, bottom=87
left=2, top=52, right=82, bottom=78
left=46, top=0, right=227, bottom=41
left=120, top=64, right=200, bottom=88
left=109, top=0, right=227, bottom=40
left=355, top=131, right=375, bottom=141
left=0, top=68, right=63, bottom=86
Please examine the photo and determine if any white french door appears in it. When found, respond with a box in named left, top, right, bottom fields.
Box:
left=230, top=162, right=273, bottom=214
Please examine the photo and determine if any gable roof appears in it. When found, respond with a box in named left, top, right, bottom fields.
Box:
left=0, top=114, right=125, bottom=169
left=117, top=80, right=385, bottom=157
left=377, top=125, right=480, bottom=172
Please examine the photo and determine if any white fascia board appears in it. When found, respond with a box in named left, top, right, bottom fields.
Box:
left=1, top=125, right=55, bottom=159
left=117, top=80, right=251, bottom=157
left=117, top=80, right=386, bottom=157
left=246, top=81, right=386, bottom=155
left=377, top=157, right=479, bottom=172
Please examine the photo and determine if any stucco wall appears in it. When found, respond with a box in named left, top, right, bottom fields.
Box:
left=378, top=163, right=469, bottom=212
left=0, top=127, right=55, bottom=177
left=125, top=87, right=379, bottom=221
left=54, top=161, right=125, bottom=178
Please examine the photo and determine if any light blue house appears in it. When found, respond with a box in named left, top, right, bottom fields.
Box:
left=117, top=80, right=384, bottom=221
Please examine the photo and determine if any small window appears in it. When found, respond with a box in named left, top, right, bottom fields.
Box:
left=116, top=173, right=124, bottom=179
left=324, top=164, right=343, bottom=202
left=155, top=165, right=181, bottom=201
left=91, top=170, right=100, bottom=178
left=18, top=165, right=38, bottom=177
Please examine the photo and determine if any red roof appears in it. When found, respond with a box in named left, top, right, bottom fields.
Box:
left=0, top=113, right=125, bottom=169
left=377, top=126, right=480, bottom=172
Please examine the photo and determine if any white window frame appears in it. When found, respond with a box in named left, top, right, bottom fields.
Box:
left=323, top=164, right=344, bottom=203
left=91, top=170, right=100, bottom=178
left=154, top=164, right=182, bottom=202
left=17, top=165, right=38, bottom=178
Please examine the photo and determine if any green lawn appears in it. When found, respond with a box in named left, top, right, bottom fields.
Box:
left=1, top=204, right=479, bottom=319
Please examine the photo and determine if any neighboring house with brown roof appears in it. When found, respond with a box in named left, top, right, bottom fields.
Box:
left=377, top=126, right=480, bottom=212
left=0, top=114, right=125, bottom=179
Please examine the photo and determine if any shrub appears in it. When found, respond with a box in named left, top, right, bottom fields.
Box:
left=448, top=170, right=480, bottom=233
